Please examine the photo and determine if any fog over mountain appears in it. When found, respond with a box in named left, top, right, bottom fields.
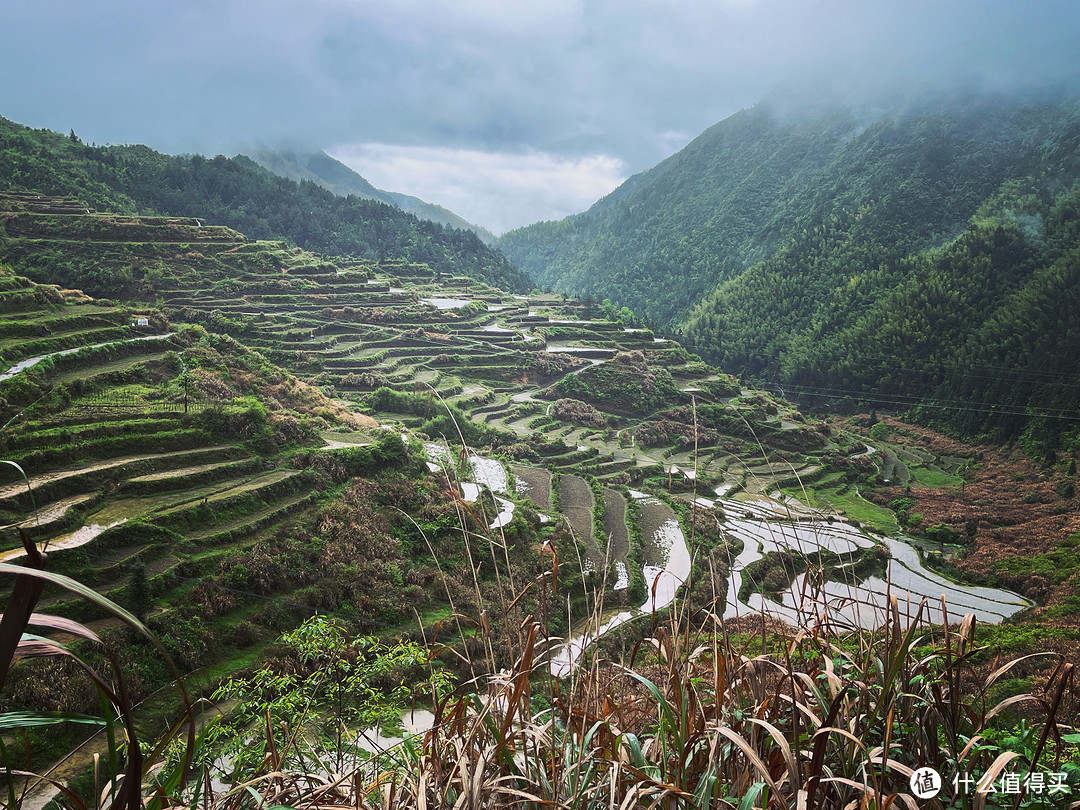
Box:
left=1, top=1, right=1078, bottom=231
left=249, top=148, right=497, bottom=242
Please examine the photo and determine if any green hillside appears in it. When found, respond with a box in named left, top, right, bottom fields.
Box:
left=0, top=117, right=523, bottom=291
left=496, top=89, right=1080, bottom=442
left=680, top=178, right=1080, bottom=445
left=2, top=194, right=1078, bottom=807
left=499, top=90, right=1080, bottom=325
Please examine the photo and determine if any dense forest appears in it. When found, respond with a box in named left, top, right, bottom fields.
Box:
left=679, top=188, right=1080, bottom=446
left=497, top=89, right=1080, bottom=445
left=0, top=117, right=526, bottom=291
left=498, top=89, right=1080, bottom=327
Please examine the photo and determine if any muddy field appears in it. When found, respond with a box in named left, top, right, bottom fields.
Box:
left=512, top=464, right=552, bottom=510
left=601, top=488, right=630, bottom=565
left=558, top=474, right=601, bottom=566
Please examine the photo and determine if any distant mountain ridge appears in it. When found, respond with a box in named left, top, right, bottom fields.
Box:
left=251, top=148, right=497, bottom=244
left=0, top=115, right=528, bottom=292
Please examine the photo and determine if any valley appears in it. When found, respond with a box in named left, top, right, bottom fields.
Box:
left=497, top=91, right=1080, bottom=450
left=4, top=1, right=1080, bottom=803
left=0, top=193, right=1062, bottom=654
left=2, top=148, right=1079, bottom=806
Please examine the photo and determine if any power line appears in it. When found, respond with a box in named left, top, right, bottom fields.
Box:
left=781, top=382, right=1080, bottom=421
left=679, top=340, right=1080, bottom=420
left=679, top=339, right=1080, bottom=387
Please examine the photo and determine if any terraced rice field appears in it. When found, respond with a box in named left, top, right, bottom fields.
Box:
left=634, top=493, right=692, bottom=602
left=557, top=474, right=601, bottom=568
left=600, top=488, right=630, bottom=589
left=0, top=258, right=327, bottom=635
left=716, top=494, right=1030, bottom=628
left=0, top=195, right=1035, bottom=698
left=0, top=492, right=97, bottom=534
left=31, top=200, right=751, bottom=483
left=421, top=441, right=516, bottom=528
left=512, top=464, right=552, bottom=511
left=549, top=489, right=691, bottom=676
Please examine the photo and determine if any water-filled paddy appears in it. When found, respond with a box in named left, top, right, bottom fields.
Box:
left=421, top=297, right=472, bottom=309
left=718, top=495, right=1030, bottom=627
left=549, top=491, right=690, bottom=676
left=550, top=489, right=1030, bottom=676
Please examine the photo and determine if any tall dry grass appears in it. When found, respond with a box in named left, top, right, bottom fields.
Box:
left=1, top=530, right=194, bottom=810
left=130, top=581, right=1077, bottom=810
left=6, top=432, right=1079, bottom=810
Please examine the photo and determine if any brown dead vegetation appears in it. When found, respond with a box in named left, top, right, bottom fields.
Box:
left=852, top=415, right=1080, bottom=625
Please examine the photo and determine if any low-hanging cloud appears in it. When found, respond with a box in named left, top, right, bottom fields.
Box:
left=1, top=0, right=1078, bottom=227
left=330, top=144, right=627, bottom=234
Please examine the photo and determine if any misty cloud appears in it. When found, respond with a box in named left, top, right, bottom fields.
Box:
left=1, top=0, right=1078, bottom=229
left=330, top=144, right=627, bottom=234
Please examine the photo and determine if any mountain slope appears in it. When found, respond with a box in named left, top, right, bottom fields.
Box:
left=674, top=130, right=1080, bottom=441
left=0, top=117, right=524, bottom=291
left=498, top=90, right=1080, bottom=327
left=251, top=148, right=497, bottom=243
left=251, top=148, right=392, bottom=201
left=497, top=89, right=1080, bottom=442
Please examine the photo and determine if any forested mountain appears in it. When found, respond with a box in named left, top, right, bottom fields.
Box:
left=251, top=148, right=497, bottom=243
left=499, top=89, right=1080, bottom=326
left=497, top=88, right=1080, bottom=444
left=682, top=193, right=1080, bottom=442
left=0, top=117, right=524, bottom=290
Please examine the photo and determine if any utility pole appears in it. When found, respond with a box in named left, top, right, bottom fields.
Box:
left=178, top=351, right=189, bottom=415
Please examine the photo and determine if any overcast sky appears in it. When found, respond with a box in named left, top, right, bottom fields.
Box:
left=2, top=1, right=1078, bottom=233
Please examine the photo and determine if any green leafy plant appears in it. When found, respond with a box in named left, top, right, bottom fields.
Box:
left=200, top=614, right=449, bottom=789
left=0, top=533, right=194, bottom=810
